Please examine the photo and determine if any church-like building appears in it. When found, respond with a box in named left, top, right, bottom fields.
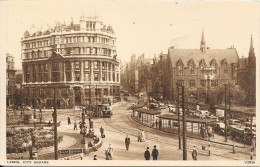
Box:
left=164, top=30, right=239, bottom=100
left=237, top=35, right=256, bottom=105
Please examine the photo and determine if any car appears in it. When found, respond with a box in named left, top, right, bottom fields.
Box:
left=229, top=119, right=241, bottom=125
left=168, top=105, right=176, bottom=112
left=159, top=103, right=166, bottom=109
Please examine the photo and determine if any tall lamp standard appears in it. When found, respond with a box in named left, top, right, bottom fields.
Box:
left=202, top=67, right=216, bottom=105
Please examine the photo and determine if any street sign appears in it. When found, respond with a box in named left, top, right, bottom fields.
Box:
left=70, top=148, right=83, bottom=154
left=58, top=150, right=69, bottom=154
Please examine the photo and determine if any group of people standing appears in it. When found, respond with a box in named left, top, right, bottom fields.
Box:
left=144, top=145, right=159, bottom=160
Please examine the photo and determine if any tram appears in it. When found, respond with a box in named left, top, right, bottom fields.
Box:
left=101, top=104, right=112, bottom=118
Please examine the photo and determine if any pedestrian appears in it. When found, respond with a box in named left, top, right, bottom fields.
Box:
left=100, top=126, right=104, bottom=137
left=125, top=135, right=131, bottom=151
left=68, top=117, right=71, bottom=125
left=155, top=120, right=158, bottom=128
left=93, top=155, right=97, bottom=160
left=138, top=129, right=142, bottom=142
left=250, top=152, right=253, bottom=160
left=141, top=129, right=145, bottom=142
left=74, top=121, right=77, bottom=130
left=192, top=146, right=198, bottom=160
left=144, top=147, right=150, bottom=160
left=108, top=144, right=113, bottom=159
left=151, top=145, right=159, bottom=160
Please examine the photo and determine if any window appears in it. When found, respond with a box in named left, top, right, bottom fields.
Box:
left=102, top=73, right=106, bottom=81
left=102, top=62, right=106, bottom=70
left=189, top=80, right=196, bottom=88
left=75, top=61, right=80, bottom=70
left=113, top=73, right=115, bottom=81
left=223, top=63, right=228, bottom=74
left=199, top=60, right=206, bottom=73
left=84, top=61, right=89, bottom=69
left=177, top=80, right=184, bottom=86
left=65, top=61, right=71, bottom=70
left=189, top=63, right=195, bottom=75
left=66, top=72, right=71, bottom=81
left=117, top=73, right=119, bottom=82
left=94, top=61, right=98, bottom=69
left=108, top=72, right=111, bottom=81
left=52, top=62, right=60, bottom=71
left=94, top=72, right=99, bottom=81
left=44, top=74, right=48, bottom=82
left=177, top=62, right=183, bottom=75
left=85, top=73, right=90, bottom=81
left=104, top=88, right=108, bottom=95
left=211, top=80, right=218, bottom=87
left=52, top=73, right=60, bottom=82
left=86, top=48, right=90, bottom=54
left=200, top=80, right=206, bottom=87
left=232, top=64, right=237, bottom=77
left=108, top=63, right=111, bottom=70
left=75, top=72, right=80, bottom=81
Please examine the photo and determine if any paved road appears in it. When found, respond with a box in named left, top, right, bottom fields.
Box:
left=9, top=100, right=252, bottom=160
left=82, top=101, right=252, bottom=160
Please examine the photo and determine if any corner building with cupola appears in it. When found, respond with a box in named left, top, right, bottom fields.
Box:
left=21, top=16, right=120, bottom=109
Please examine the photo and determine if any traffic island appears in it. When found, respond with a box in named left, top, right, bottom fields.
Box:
left=81, top=139, right=102, bottom=155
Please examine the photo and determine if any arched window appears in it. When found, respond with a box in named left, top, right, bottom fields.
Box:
left=210, top=59, right=218, bottom=74
left=223, top=63, right=228, bottom=74
left=221, top=59, right=228, bottom=74
left=199, top=59, right=207, bottom=74
left=177, top=60, right=184, bottom=75
left=188, top=60, right=195, bottom=75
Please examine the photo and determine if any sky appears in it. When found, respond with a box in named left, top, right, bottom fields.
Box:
left=1, top=0, right=260, bottom=69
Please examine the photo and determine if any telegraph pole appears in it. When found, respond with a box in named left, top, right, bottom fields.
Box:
left=224, top=84, right=228, bottom=142
left=177, top=83, right=181, bottom=149
left=182, top=85, right=187, bottom=160
left=53, top=86, right=58, bottom=160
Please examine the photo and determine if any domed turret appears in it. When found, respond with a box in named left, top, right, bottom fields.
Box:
left=24, top=30, right=30, bottom=38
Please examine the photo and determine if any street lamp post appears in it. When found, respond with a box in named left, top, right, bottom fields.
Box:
left=224, top=83, right=228, bottom=142
left=177, top=83, right=181, bottom=150
left=182, top=85, right=187, bottom=160
left=53, top=86, right=58, bottom=160
left=203, top=67, right=215, bottom=105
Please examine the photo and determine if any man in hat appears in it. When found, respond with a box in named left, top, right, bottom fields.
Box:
left=144, top=147, right=150, bottom=160
left=151, top=145, right=159, bottom=160
left=125, top=135, right=131, bottom=150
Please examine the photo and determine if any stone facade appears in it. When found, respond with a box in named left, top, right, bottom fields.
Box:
left=237, top=35, right=256, bottom=105
left=165, top=31, right=239, bottom=101
left=6, top=54, right=16, bottom=107
left=21, top=16, right=120, bottom=109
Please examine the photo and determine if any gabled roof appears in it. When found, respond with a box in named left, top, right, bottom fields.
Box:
left=168, top=48, right=239, bottom=67
left=48, top=51, right=64, bottom=61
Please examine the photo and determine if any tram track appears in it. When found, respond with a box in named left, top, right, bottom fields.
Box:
left=102, top=107, right=250, bottom=160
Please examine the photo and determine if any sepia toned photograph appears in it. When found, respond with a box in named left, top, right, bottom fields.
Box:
left=0, top=0, right=259, bottom=166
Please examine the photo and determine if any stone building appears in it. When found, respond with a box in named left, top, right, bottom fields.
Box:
left=165, top=30, right=239, bottom=101
left=6, top=53, right=16, bottom=107
left=21, top=16, right=120, bottom=109
left=122, top=54, right=152, bottom=95
left=237, top=35, right=256, bottom=105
